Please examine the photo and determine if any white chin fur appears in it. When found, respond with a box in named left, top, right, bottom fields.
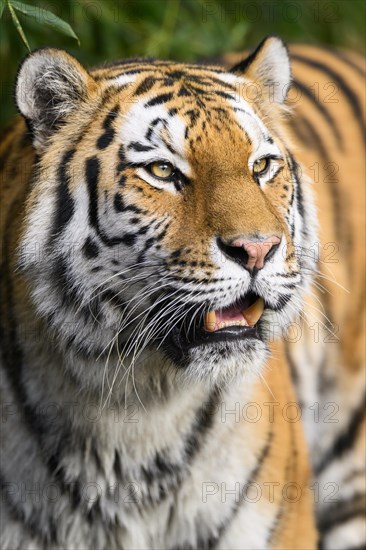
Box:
left=182, top=341, right=269, bottom=387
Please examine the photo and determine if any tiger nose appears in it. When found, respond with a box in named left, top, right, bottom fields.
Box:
left=218, top=235, right=281, bottom=272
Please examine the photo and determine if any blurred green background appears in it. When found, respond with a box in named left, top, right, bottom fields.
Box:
left=1, top=0, right=365, bottom=129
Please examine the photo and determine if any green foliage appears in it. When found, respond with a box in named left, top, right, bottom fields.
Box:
left=7, top=1, right=31, bottom=51
left=4, top=0, right=79, bottom=49
left=1, top=0, right=365, bottom=129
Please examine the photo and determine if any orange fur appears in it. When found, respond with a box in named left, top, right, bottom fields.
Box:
left=1, top=42, right=364, bottom=548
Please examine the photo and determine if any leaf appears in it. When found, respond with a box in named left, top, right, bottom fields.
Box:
left=10, top=1, right=79, bottom=44
left=7, top=1, right=30, bottom=51
left=0, top=0, right=5, bottom=19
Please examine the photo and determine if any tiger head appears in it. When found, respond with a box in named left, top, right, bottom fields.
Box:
left=16, top=37, right=316, bottom=390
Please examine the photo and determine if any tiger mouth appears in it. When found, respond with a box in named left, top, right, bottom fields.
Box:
left=203, top=294, right=264, bottom=332
left=168, top=292, right=265, bottom=350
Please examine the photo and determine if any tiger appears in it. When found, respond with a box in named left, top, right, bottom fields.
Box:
left=0, top=35, right=364, bottom=550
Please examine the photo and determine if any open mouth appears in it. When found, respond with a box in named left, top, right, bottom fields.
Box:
left=168, top=292, right=265, bottom=350
left=204, top=294, right=264, bottom=332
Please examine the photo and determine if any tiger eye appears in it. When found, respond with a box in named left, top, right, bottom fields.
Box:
left=253, top=158, right=269, bottom=174
left=149, top=162, right=174, bottom=179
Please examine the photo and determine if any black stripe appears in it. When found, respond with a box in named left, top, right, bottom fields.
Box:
left=0, top=156, right=92, bottom=545
left=0, top=165, right=48, bottom=448
left=301, top=113, right=351, bottom=247
left=96, top=106, right=120, bottom=150
left=95, top=57, right=156, bottom=70
left=184, top=109, right=200, bottom=126
left=128, top=141, right=154, bottom=152
left=229, top=35, right=266, bottom=74
left=343, top=467, right=366, bottom=484
left=292, top=79, right=343, bottom=148
left=204, top=76, right=237, bottom=90
left=0, top=140, right=16, bottom=171
left=95, top=64, right=225, bottom=84
left=120, top=233, right=137, bottom=246
left=111, top=60, right=226, bottom=71
left=284, top=341, right=300, bottom=388
left=0, top=89, right=129, bottom=545
left=93, top=68, right=148, bottom=81
left=53, top=254, right=83, bottom=308
left=113, top=192, right=125, bottom=212
left=85, top=156, right=136, bottom=247
left=49, top=149, right=75, bottom=244
left=287, top=154, right=304, bottom=219
left=289, top=117, right=347, bottom=247
left=145, top=117, right=166, bottom=141
left=189, top=84, right=214, bottom=98
left=0, top=356, right=65, bottom=545
left=96, top=128, right=115, bottom=150
left=293, top=54, right=366, bottom=142
left=139, top=454, right=185, bottom=505
left=266, top=372, right=300, bottom=548
left=317, top=492, right=366, bottom=533
left=135, top=221, right=169, bottom=263
left=145, top=390, right=221, bottom=509
left=136, top=236, right=155, bottom=263
left=178, top=85, right=191, bottom=97
left=47, top=91, right=124, bottom=249
left=265, top=504, right=285, bottom=549
left=53, top=390, right=221, bottom=513
left=182, top=388, right=221, bottom=463
left=207, top=428, right=274, bottom=549
left=330, top=48, right=366, bottom=78
left=315, top=390, right=366, bottom=474
left=161, top=137, right=177, bottom=156
left=214, top=90, right=234, bottom=100
left=141, top=451, right=181, bottom=485
left=0, top=121, right=17, bottom=141
left=134, top=76, right=156, bottom=95
left=86, top=156, right=105, bottom=231
left=154, top=222, right=169, bottom=243
left=116, top=144, right=129, bottom=173
left=288, top=116, right=313, bottom=147
left=264, top=294, right=291, bottom=312
left=0, top=471, right=58, bottom=544
left=82, top=236, right=99, bottom=259
left=145, top=92, right=174, bottom=107
left=102, top=106, right=120, bottom=126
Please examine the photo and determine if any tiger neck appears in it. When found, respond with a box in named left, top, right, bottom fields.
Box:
left=16, top=322, right=255, bottom=469
left=6, top=286, right=262, bottom=528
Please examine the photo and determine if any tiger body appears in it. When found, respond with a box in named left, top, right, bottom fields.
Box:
left=222, top=44, right=366, bottom=549
left=0, top=38, right=364, bottom=549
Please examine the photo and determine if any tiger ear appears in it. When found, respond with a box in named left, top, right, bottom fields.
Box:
left=230, top=36, right=291, bottom=105
left=16, top=48, right=96, bottom=149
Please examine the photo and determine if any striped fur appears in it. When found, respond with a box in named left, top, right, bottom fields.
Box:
left=0, top=37, right=364, bottom=549
left=220, top=44, right=366, bottom=549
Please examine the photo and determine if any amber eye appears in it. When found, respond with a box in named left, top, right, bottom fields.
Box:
left=253, top=157, right=270, bottom=175
left=148, top=161, right=174, bottom=179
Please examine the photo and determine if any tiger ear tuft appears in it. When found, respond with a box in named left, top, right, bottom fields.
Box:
left=16, top=48, right=95, bottom=149
left=230, top=36, right=291, bottom=105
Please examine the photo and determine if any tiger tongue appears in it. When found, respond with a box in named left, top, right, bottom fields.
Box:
left=216, top=308, right=246, bottom=325
left=204, top=307, right=247, bottom=332
left=204, top=298, right=265, bottom=332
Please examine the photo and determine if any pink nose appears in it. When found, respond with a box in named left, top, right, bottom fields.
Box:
left=230, top=235, right=281, bottom=270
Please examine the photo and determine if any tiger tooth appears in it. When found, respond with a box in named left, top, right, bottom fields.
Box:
left=240, top=316, right=249, bottom=327
left=242, top=298, right=265, bottom=327
left=204, top=311, right=216, bottom=332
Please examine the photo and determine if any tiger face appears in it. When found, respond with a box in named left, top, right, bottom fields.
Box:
left=16, top=37, right=316, bottom=387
